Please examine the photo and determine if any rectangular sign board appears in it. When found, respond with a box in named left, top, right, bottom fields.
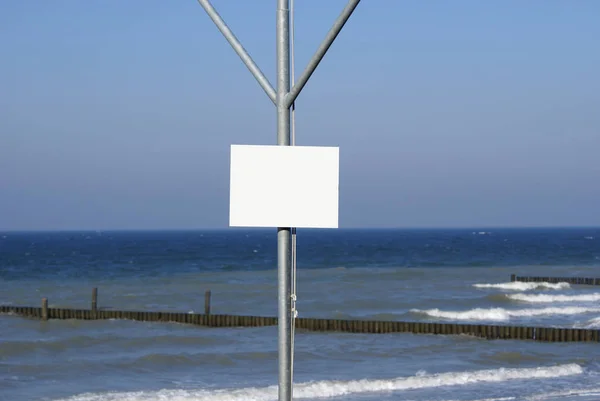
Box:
left=229, top=144, right=339, bottom=228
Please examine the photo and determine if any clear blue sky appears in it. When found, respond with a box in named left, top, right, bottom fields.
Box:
left=1, top=1, right=599, bottom=230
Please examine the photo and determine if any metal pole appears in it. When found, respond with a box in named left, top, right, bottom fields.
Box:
left=277, top=1, right=292, bottom=400
left=196, top=0, right=277, bottom=104
left=285, top=0, right=361, bottom=108
left=194, top=2, right=361, bottom=400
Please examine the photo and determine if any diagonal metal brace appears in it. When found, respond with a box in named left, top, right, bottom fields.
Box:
left=197, top=0, right=277, bottom=104
left=285, top=0, right=361, bottom=109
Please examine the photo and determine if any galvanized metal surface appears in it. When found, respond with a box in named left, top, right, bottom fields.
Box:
left=195, top=1, right=361, bottom=399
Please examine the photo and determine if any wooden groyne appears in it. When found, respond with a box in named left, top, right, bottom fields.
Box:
left=1, top=289, right=598, bottom=343
left=511, top=274, right=600, bottom=285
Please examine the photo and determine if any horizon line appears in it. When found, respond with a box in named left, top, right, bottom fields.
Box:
left=1, top=225, right=599, bottom=233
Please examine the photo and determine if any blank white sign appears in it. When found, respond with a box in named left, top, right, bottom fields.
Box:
left=229, top=144, right=339, bottom=228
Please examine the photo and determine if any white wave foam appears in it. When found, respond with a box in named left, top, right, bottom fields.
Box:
left=526, top=387, right=600, bottom=400
left=444, top=397, right=516, bottom=401
left=448, top=387, right=600, bottom=401
left=412, top=306, right=600, bottom=321
left=56, top=364, right=582, bottom=401
left=508, top=293, right=600, bottom=303
left=474, top=282, right=570, bottom=291
left=583, top=317, right=600, bottom=328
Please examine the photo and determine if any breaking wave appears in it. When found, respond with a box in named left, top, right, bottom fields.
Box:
left=473, top=282, right=570, bottom=291
left=411, top=306, right=600, bottom=321
left=582, top=317, right=600, bottom=328
left=446, top=387, right=600, bottom=401
left=55, top=364, right=583, bottom=401
left=507, top=293, right=600, bottom=303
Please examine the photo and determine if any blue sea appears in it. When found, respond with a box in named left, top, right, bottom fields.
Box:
left=1, top=228, right=600, bottom=401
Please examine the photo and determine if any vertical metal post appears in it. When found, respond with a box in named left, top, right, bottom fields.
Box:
left=277, top=1, right=292, bottom=401
left=195, top=2, right=361, bottom=400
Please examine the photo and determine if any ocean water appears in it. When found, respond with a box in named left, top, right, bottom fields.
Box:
left=1, top=228, right=600, bottom=401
